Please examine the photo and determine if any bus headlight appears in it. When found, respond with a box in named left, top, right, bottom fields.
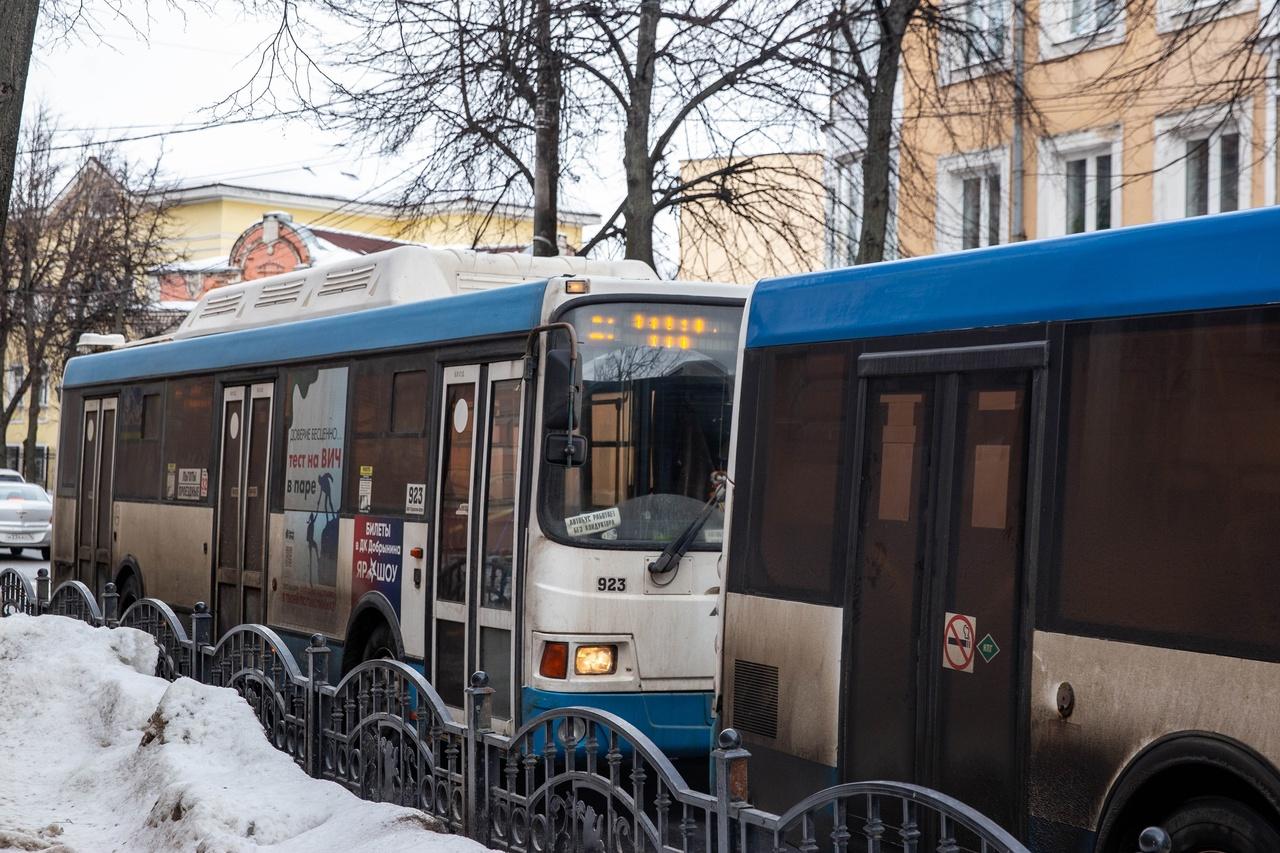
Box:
left=574, top=644, right=617, bottom=675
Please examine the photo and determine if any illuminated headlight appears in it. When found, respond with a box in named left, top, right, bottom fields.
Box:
left=574, top=644, right=617, bottom=675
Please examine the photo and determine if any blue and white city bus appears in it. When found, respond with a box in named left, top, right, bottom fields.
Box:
left=53, top=246, right=744, bottom=755
left=719, top=208, right=1280, bottom=851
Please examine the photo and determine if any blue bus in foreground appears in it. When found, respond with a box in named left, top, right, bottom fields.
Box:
left=55, top=246, right=744, bottom=757
left=720, top=207, right=1280, bottom=852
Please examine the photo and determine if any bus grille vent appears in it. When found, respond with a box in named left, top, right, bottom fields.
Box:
left=197, top=290, right=243, bottom=319
left=255, top=278, right=304, bottom=308
left=732, top=659, right=779, bottom=740
left=317, top=263, right=377, bottom=297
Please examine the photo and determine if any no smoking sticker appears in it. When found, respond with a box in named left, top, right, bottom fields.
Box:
left=942, top=611, right=976, bottom=673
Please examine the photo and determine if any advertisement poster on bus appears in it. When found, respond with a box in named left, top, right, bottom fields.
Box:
left=277, top=367, right=348, bottom=629
left=351, top=515, right=403, bottom=618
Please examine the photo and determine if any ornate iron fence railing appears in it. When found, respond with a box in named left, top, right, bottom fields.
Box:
left=1, top=575, right=1084, bottom=853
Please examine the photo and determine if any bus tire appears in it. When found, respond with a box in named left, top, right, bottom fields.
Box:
left=1158, top=796, right=1280, bottom=853
left=117, top=571, right=142, bottom=613
left=361, top=621, right=398, bottom=663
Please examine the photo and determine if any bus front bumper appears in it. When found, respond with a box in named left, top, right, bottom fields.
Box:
left=521, top=686, right=715, bottom=759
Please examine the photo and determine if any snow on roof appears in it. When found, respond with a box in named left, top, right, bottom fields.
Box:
left=0, top=614, right=483, bottom=852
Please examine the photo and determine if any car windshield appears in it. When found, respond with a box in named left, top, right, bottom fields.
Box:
left=1, top=484, right=48, bottom=502
left=540, top=300, right=741, bottom=549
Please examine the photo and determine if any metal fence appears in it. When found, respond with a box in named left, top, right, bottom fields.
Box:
left=0, top=567, right=1049, bottom=853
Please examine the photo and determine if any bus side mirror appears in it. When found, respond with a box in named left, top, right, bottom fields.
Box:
left=543, top=341, right=581, bottom=433
left=545, top=432, right=587, bottom=467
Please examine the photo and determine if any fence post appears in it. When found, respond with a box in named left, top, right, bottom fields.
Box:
left=713, top=729, right=751, bottom=853
left=101, top=582, right=119, bottom=628
left=35, top=568, right=49, bottom=615
left=305, top=633, right=330, bottom=779
left=190, top=602, right=212, bottom=683
left=464, top=670, right=495, bottom=843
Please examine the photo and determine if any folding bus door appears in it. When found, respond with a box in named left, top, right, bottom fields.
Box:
left=76, top=397, right=117, bottom=594
left=842, top=342, right=1045, bottom=836
left=214, top=383, right=274, bottom=636
left=431, top=360, right=524, bottom=725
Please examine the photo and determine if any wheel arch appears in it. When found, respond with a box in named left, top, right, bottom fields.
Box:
left=341, top=591, right=404, bottom=674
left=1094, top=730, right=1280, bottom=853
left=113, top=556, right=144, bottom=600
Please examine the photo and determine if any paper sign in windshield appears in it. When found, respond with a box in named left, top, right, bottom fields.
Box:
left=565, top=508, right=621, bottom=537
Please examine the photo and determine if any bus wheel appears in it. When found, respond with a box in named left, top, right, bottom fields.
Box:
left=117, top=572, right=142, bottom=613
left=361, top=621, right=398, bottom=663
left=1159, top=796, right=1280, bottom=853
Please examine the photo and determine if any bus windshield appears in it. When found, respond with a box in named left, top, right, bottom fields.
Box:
left=540, top=300, right=741, bottom=550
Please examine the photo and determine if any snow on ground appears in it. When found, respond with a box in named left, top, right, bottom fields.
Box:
left=0, top=615, right=486, bottom=853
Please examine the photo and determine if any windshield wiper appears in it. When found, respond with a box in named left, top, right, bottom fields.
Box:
left=647, top=476, right=727, bottom=580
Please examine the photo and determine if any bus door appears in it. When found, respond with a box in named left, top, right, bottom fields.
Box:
left=76, top=397, right=117, bottom=593
left=843, top=342, right=1044, bottom=834
left=214, top=383, right=274, bottom=636
left=431, top=361, right=524, bottom=726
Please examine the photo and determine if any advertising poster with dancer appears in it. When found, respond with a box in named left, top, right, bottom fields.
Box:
left=278, top=366, right=348, bottom=631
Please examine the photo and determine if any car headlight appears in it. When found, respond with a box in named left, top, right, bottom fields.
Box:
left=574, top=644, right=617, bottom=675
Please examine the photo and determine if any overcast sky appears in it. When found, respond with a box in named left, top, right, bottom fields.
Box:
left=23, top=1, right=822, bottom=273
left=24, top=1, right=629, bottom=248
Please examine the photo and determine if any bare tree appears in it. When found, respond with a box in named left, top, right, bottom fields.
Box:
left=0, top=0, right=40, bottom=245
left=1, top=113, right=176, bottom=482
left=223, top=1, right=852, bottom=272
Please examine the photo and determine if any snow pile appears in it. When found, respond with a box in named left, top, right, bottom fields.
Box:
left=0, top=615, right=484, bottom=853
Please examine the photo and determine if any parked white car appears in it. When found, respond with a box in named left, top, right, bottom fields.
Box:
left=0, top=483, right=51, bottom=559
left=0, top=468, right=26, bottom=483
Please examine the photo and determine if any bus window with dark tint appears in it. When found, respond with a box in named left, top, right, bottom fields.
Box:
left=348, top=356, right=430, bottom=513
left=1055, top=309, right=1280, bottom=658
left=164, top=377, right=214, bottom=501
left=116, top=386, right=163, bottom=499
left=737, top=346, right=850, bottom=605
left=58, top=388, right=82, bottom=494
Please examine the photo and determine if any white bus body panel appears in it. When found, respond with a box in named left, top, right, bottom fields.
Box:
left=113, top=501, right=213, bottom=608
left=1030, top=630, right=1280, bottom=833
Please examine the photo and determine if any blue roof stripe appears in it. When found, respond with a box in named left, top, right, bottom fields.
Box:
left=64, top=280, right=548, bottom=388
left=746, top=208, right=1280, bottom=349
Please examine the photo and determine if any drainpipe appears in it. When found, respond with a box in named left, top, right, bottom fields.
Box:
left=1010, top=0, right=1028, bottom=242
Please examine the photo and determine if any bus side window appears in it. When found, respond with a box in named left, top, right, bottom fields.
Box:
left=348, top=354, right=431, bottom=515
left=164, top=378, right=215, bottom=503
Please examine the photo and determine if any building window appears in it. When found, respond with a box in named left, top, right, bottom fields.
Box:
left=1156, top=0, right=1258, bottom=34
left=938, top=149, right=1007, bottom=251
left=1155, top=106, right=1249, bottom=221
left=1038, top=129, right=1122, bottom=238
left=5, top=366, right=23, bottom=407
left=1066, top=153, right=1112, bottom=232
left=831, top=156, right=862, bottom=266
left=1070, top=0, right=1118, bottom=34
left=961, top=0, right=1007, bottom=65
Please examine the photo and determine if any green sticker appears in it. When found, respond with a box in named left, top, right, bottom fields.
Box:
left=978, top=633, right=1000, bottom=663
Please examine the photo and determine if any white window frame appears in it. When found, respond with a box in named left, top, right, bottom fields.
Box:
left=1036, top=127, right=1123, bottom=238
left=826, top=76, right=902, bottom=266
left=1153, top=101, right=1253, bottom=221
left=941, top=0, right=1013, bottom=84
left=936, top=147, right=1010, bottom=252
left=1038, top=0, right=1126, bottom=60
left=1156, top=0, right=1256, bottom=34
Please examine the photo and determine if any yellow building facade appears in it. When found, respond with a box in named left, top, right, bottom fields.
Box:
left=857, top=0, right=1279, bottom=257
left=676, top=153, right=828, bottom=283
left=164, top=182, right=597, bottom=262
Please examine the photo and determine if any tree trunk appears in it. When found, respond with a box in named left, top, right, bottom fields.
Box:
left=0, top=0, right=39, bottom=241
left=622, top=0, right=661, bottom=269
left=532, top=0, right=561, bottom=256
left=856, top=2, right=915, bottom=266
left=21, top=363, right=39, bottom=486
